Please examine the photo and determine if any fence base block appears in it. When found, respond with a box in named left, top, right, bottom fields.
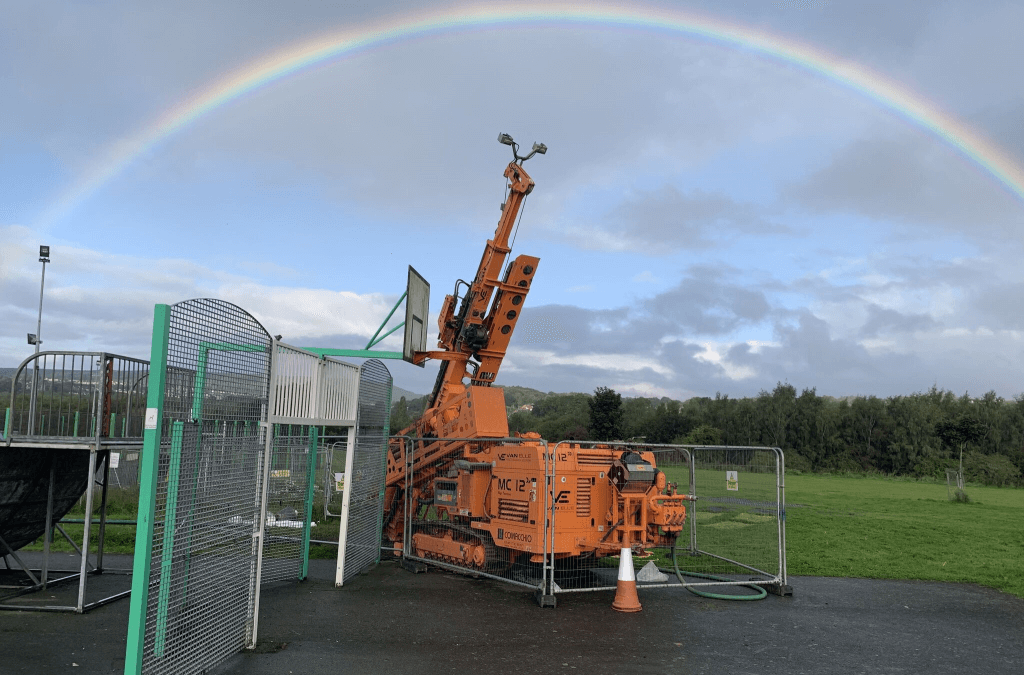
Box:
left=766, top=582, right=793, bottom=597
left=534, top=589, right=557, bottom=608
left=401, top=558, right=429, bottom=574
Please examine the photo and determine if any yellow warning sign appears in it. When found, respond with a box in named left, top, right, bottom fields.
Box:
left=726, top=470, right=738, bottom=491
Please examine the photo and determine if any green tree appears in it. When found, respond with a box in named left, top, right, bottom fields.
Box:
left=681, top=423, right=722, bottom=446
left=390, top=396, right=413, bottom=433
left=935, top=415, right=987, bottom=488
left=589, top=387, right=623, bottom=441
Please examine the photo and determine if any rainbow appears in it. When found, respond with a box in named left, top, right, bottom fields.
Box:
left=38, top=2, right=1024, bottom=227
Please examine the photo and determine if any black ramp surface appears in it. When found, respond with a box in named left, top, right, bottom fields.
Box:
left=0, top=447, right=91, bottom=552
left=1, top=559, right=1021, bottom=674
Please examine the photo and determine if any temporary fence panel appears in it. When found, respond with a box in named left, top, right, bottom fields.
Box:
left=394, top=436, right=552, bottom=592
left=534, top=442, right=688, bottom=596
left=335, top=359, right=392, bottom=585
left=538, top=442, right=786, bottom=597
left=321, top=432, right=350, bottom=519
left=684, top=446, right=787, bottom=588
left=125, top=299, right=272, bottom=675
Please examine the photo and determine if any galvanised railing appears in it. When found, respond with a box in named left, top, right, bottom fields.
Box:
left=4, top=351, right=150, bottom=443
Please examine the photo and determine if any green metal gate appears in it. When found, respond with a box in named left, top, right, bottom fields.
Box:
left=125, top=300, right=370, bottom=675
left=125, top=300, right=273, bottom=675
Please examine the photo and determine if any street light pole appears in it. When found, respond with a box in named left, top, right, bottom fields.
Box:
left=36, top=246, right=49, bottom=356
left=28, top=245, right=50, bottom=436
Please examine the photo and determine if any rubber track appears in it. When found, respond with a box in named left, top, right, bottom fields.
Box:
left=411, top=519, right=505, bottom=572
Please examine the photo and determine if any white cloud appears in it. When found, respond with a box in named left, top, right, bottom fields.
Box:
left=0, top=224, right=397, bottom=363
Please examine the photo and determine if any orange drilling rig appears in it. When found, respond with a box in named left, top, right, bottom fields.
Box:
left=382, top=134, right=687, bottom=575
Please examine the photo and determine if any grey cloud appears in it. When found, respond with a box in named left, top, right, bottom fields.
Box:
left=785, top=135, right=1022, bottom=235
left=859, top=304, right=938, bottom=338
left=966, top=282, right=1024, bottom=331
left=574, top=185, right=790, bottom=253
left=516, top=304, right=665, bottom=354
left=513, top=268, right=773, bottom=358
left=645, top=268, right=771, bottom=335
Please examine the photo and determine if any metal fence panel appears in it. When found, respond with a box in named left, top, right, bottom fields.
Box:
left=260, top=425, right=317, bottom=584
left=540, top=442, right=785, bottom=596
left=132, top=299, right=271, bottom=675
left=336, top=359, right=392, bottom=585
left=684, top=446, right=786, bottom=586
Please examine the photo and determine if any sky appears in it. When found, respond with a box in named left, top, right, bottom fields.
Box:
left=2, top=0, right=1023, bottom=401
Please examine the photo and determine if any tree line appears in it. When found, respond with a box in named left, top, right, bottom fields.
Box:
left=389, top=383, right=1024, bottom=487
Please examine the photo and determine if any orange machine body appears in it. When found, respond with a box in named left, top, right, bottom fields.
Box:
left=382, top=148, right=686, bottom=571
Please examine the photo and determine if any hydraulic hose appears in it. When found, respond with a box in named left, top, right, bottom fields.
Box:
left=665, top=542, right=768, bottom=601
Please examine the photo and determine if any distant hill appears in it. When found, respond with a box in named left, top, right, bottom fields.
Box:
left=391, top=385, right=423, bottom=402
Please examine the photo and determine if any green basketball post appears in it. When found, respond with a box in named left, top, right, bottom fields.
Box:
left=125, top=304, right=170, bottom=675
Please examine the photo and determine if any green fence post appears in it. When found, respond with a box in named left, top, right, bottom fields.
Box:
left=110, top=413, right=116, bottom=438
left=4, top=407, right=10, bottom=438
left=154, top=421, right=185, bottom=658
left=301, top=425, right=319, bottom=580
left=124, top=304, right=171, bottom=675
left=74, top=411, right=80, bottom=437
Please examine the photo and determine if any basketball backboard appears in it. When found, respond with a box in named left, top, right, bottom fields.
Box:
left=403, top=266, right=429, bottom=366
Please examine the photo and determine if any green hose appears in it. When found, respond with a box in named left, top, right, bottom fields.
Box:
left=664, top=542, right=768, bottom=601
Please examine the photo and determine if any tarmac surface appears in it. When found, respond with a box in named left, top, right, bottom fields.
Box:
left=1, top=552, right=1022, bottom=674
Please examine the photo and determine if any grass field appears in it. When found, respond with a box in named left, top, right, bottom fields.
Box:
left=23, top=474, right=1024, bottom=598
left=785, top=474, right=1024, bottom=598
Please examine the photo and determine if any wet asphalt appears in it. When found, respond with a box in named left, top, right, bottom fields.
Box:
left=1, top=553, right=1021, bottom=674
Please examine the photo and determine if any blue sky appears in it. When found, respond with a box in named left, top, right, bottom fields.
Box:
left=2, top=0, right=1024, bottom=400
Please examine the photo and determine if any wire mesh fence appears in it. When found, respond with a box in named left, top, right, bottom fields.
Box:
left=261, top=425, right=318, bottom=584
left=5, top=351, right=149, bottom=440
left=336, top=359, right=392, bottom=585
left=543, top=443, right=785, bottom=595
left=321, top=433, right=349, bottom=519
left=391, top=439, right=786, bottom=600
left=682, top=446, right=785, bottom=586
left=137, top=299, right=271, bottom=675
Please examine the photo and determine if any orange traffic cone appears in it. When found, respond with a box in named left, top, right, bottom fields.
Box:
left=611, top=547, right=642, bottom=613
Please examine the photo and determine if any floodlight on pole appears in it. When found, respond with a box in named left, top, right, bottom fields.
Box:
left=28, top=245, right=50, bottom=435
left=498, top=132, right=549, bottom=164
left=35, top=245, right=49, bottom=354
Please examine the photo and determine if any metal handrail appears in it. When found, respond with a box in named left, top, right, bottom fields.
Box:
left=5, top=350, right=150, bottom=446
